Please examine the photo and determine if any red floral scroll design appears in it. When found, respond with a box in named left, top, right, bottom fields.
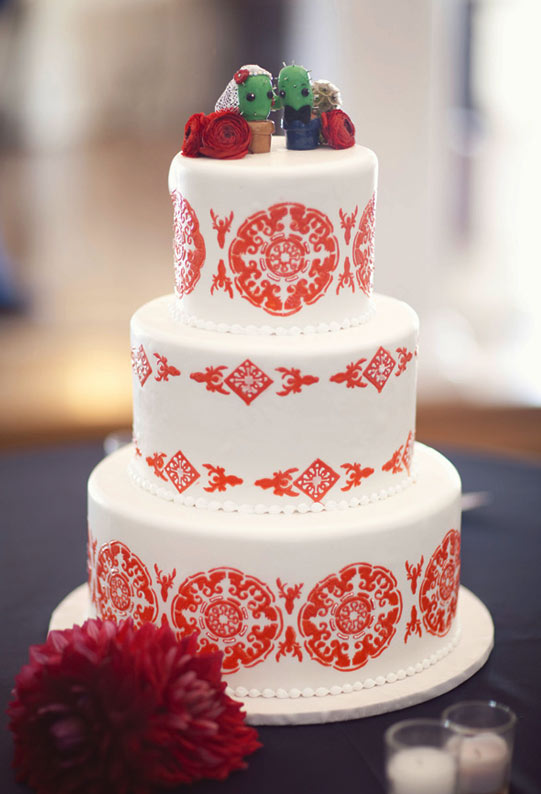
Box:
left=190, top=365, right=229, bottom=394
left=404, top=605, right=422, bottom=643
left=276, top=626, right=303, bottom=662
left=203, top=464, right=243, bottom=493
left=395, top=347, right=414, bottom=377
left=210, top=210, right=234, bottom=248
left=405, top=556, right=424, bottom=595
left=336, top=256, right=355, bottom=295
left=170, top=567, right=283, bottom=673
left=339, top=206, right=358, bottom=246
left=276, top=578, right=304, bottom=615
left=352, top=192, right=376, bottom=296
left=254, top=468, right=299, bottom=497
left=341, top=463, right=375, bottom=491
left=131, top=344, right=152, bottom=387
left=330, top=359, right=367, bottom=389
left=95, top=540, right=159, bottom=628
left=171, top=189, right=206, bottom=299
left=210, top=259, right=234, bottom=298
left=153, top=353, right=180, bottom=382
left=275, top=367, right=319, bottom=396
left=154, top=564, right=176, bottom=602
left=298, top=563, right=402, bottom=671
left=382, top=431, right=415, bottom=475
left=146, top=452, right=168, bottom=481
left=228, top=202, right=340, bottom=316
left=419, top=530, right=461, bottom=637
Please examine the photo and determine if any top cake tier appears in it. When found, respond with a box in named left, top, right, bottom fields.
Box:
left=168, top=137, right=377, bottom=333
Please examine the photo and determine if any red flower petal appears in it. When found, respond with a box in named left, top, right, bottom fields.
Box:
left=182, top=112, right=207, bottom=158
left=8, top=618, right=260, bottom=793
left=234, top=69, right=250, bottom=85
left=320, top=109, right=356, bottom=149
left=199, top=109, right=251, bottom=160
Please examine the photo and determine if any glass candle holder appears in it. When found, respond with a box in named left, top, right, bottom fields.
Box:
left=385, top=719, right=460, bottom=794
left=442, top=700, right=517, bottom=794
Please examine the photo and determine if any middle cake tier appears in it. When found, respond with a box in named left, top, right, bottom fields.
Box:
left=130, top=293, right=418, bottom=513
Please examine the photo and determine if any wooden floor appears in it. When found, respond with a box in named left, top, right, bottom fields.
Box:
left=1, top=138, right=540, bottom=459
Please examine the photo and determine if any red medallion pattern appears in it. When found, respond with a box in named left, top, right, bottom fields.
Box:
left=171, top=567, right=283, bottom=672
left=298, top=563, right=402, bottom=670
left=364, top=346, right=396, bottom=392
left=224, top=359, right=273, bottom=405
left=131, top=344, right=152, bottom=387
left=95, top=540, right=159, bottom=627
left=164, top=450, right=200, bottom=495
left=352, top=193, right=376, bottom=296
left=228, top=202, right=339, bottom=316
left=419, top=529, right=461, bottom=637
left=171, top=189, right=206, bottom=299
left=293, top=458, right=340, bottom=501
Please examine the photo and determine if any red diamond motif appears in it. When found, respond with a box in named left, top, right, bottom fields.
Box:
left=401, top=431, right=414, bottom=474
left=131, top=344, right=152, bottom=387
left=294, top=458, right=340, bottom=502
left=364, top=346, right=396, bottom=393
left=164, top=450, right=200, bottom=495
left=224, top=359, right=273, bottom=405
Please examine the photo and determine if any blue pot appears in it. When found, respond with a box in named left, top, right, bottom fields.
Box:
left=283, top=117, right=321, bottom=150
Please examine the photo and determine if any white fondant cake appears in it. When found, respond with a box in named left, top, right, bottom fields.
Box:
left=87, top=135, right=464, bottom=708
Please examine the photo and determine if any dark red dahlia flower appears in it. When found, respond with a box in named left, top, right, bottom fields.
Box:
left=181, top=112, right=207, bottom=157
left=320, top=109, right=356, bottom=149
left=8, top=619, right=260, bottom=794
left=199, top=110, right=251, bottom=160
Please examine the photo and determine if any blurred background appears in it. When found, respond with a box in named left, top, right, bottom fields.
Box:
left=0, top=0, right=539, bottom=456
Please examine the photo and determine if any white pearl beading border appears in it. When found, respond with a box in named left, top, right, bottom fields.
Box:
left=225, top=627, right=461, bottom=700
left=170, top=298, right=376, bottom=336
left=128, top=461, right=417, bottom=514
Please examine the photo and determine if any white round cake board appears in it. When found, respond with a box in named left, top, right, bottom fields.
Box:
left=49, top=585, right=493, bottom=726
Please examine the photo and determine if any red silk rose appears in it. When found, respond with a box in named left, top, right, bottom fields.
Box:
left=321, top=109, right=356, bottom=149
left=182, top=112, right=207, bottom=157
left=8, top=619, right=260, bottom=794
left=199, top=109, right=251, bottom=160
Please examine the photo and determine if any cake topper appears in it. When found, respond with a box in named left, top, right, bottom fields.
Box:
left=180, top=63, right=355, bottom=158
left=216, top=64, right=275, bottom=153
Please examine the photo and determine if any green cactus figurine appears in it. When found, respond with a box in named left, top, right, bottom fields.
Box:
left=277, top=63, right=320, bottom=150
left=215, top=65, right=275, bottom=153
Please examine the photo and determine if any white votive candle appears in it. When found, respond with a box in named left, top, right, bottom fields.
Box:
left=455, top=732, right=509, bottom=794
left=387, top=746, right=457, bottom=794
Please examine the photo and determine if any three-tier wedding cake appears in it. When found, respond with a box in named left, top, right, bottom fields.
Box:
left=86, top=73, right=466, bottom=722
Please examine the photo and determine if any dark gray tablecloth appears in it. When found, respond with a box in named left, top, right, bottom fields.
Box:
left=1, top=442, right=540, bottom=793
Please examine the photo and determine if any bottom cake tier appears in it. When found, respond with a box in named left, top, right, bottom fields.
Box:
left=88, top=442, right=462, bottom=700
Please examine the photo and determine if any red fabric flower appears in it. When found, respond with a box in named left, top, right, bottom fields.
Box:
left=8, top=619, right=260, bottom=794
left=199, top=110, right=251, bottom=160
left=181, top=112, right=207, bottom=157
left=320, top=110, right=356, bottom=149
left=234, top=69, right=250, bottom=85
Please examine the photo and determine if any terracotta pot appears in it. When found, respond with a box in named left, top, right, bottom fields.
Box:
left=247, top=120, right=275, bottom=153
